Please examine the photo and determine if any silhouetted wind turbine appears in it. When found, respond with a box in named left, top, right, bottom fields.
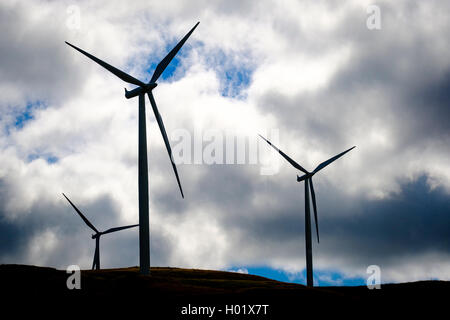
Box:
left=259, top=135, right=355, bottom=287
left=62, top=193, right=138, bottom=270
left=65, top=22, right=199, bottom=274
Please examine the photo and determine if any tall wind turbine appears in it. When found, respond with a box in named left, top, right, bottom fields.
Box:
left=65, top=22, right=199, bottom=274
left=62, top=193, right=138, bottom=270
left=259, top=135, right=355, bottom=287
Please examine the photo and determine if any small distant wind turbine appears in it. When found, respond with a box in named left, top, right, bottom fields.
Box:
left=259, top=135, right=355, bottom=287
left=65, top=22, right=199, bottom=274
left=62, top=193, right=138, bottom=270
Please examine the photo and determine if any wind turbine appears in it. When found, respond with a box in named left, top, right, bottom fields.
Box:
left=62, top=193, right=138, bottom=270
left=65, top=22, right=199, bottom=274
left=259, top=135, right=355, bottom=287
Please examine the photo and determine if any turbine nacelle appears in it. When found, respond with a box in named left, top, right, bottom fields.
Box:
left=297, top=173, right=313, bottom=182
left=125, top=83, right=157, bottom=99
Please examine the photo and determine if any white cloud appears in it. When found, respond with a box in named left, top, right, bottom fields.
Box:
left=228, top=268, right=248, bottom=274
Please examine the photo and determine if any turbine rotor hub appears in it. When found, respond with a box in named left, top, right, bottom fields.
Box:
left=297, top=172, right=313, bottom=182
left=125, top=83, right=158, bottom=99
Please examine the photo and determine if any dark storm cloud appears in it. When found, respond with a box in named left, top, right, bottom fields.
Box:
left=256, top=1, right=450, bottom=153
left=325, top=38, right=450, bottom=146
left=0, top=218, right=28, bottom=258
left=60, top=193, right=123, bottom=232
left=409, top=71, right=450, bottom=137
left=58, top=193, right=172, bottom=268
left=0, top=179, right=29, bottom=258
left=159, top=162, right=306, bottom=252
left=206, top=172, right=450, bottom=273
left=188, top=165, right=259, bottom=208
left=321, top=175, right=450, bottom=264
left=0, top=186, right=161, bottom=269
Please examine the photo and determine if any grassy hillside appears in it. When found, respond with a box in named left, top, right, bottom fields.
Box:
left=1, top=264, right=448, bottom=317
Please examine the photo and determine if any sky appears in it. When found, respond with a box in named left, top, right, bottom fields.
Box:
left=0, top=0, right=449, bottom=286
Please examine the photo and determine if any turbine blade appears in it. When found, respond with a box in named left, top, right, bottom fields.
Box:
left=309, top=178, right=319, bottom=243
left=65, top=41, right=145, bottom=87
left=62, top=193, right=98, bottom=233
left=258, top=135, right=308, bottom=174
left=149, top=22, right=200, bottom=83
left=102, top=224, right=139, bottom=235
left=313, top=146, right=356, bottom=174
left=147, top=92, right=184, bottom=198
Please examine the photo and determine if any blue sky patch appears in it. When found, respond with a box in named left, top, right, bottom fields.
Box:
left=27, top=153, right=59, bottom=164
left=222, top=64, right=252, bottom=98
left=233, top=266, right=366, bottom=287
left=143, top=39, right=190, bottom=83
left=202, top=48, right=253, bottom=98
left=138, top=39, right=254, bottom=98
left=14, top=100, right=47, bottom=129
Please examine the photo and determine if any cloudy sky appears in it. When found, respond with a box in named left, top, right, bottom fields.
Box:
left=1, top=0, right=449, bottom=286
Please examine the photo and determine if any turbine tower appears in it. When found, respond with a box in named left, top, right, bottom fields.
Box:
left=65, top=22, right=199, bottom=274
left=259, top=135, right=355, bottom=287
left=62, top=193, right=138, bottom=270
